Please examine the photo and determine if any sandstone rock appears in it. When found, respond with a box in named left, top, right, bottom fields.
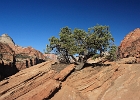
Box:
left=0, top=61, right=78, bottom=100
left=65, top=63, right=119, bottom=92
left=86, top=57, right=106, bottom=64
left=44, top=53, right=58, bottom=61
left=0, top=34, right=15, bottom=45
left=54, top=64, right=75, bottom=81
left=51, top=85, right=85, bottom=100
left=119, top=28, right=140, bottom=63
left=117, top=57, right=136, bottom=64
left=1, top=59, right=140, bottom=100
left=0, top=36, right=46, bottom=80
left=0, top=61, right=60, bottom=100
left=12, top=45, right=46, bottom=70
left=101, top=64, right=140, bottom=100
left=0, top=42, right=14, bottom=63
left=0, top=42, right=18, bottom=81
left=51, top=63, right=140, bottom=100
left=1, top=31, right=140, bottom=100
left=17, top=79, right=60, bottom=100
left=11, top=45, right=45, bottom=60
left=0, top=33, right=46, bottom=72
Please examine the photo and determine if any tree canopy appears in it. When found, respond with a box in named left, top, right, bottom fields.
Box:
left=47, top=24, right=116, bottom=67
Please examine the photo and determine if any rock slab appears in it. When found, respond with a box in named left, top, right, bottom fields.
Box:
left=0, top=61, right=76, bottom=100
left=51, top=63, right=140, bottom=100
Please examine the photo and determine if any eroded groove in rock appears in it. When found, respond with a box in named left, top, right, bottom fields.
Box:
left=0, top=61, right=56, bottom=100
left=0, top=61, right=77, bottom=100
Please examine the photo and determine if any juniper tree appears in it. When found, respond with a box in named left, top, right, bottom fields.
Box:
left=47, top=25, right=115, bottom=70
left=106, top=45, right=118, bottom=61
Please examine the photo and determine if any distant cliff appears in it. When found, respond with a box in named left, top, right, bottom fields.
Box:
left=0, top=34, right=46, bottom=81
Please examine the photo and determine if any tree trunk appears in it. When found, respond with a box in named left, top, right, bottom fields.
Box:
left=70, top=55, right=85, bottom=71
left=70, top=55, right=77, bottom=63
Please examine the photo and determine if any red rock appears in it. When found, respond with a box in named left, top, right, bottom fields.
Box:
left=0, top=61, right=60, bottom=100
left=0, top=34, right=46, bottom=72
left=1, top=31, right=140, bottom=100
left=51, top=63, right=140, bottom=100
left=1, top=59, right=140, bottom=100
left=0, top=42, right=18, bottom=80
left=11, top=45, right=45, bottom=60
left=0, top=42, right=14, bottom=63
left=51, top=85, right=84, bottom=100
left=54, top=64, right=75, bottom=81
left=11, top=45, right=46, bottom=70
left=17, top=79, right=60, bottom=100
left=44, top=53, right=58, bottom=61
left=119, top=28, right=140, bottom=63
left=101, top=64, right=140, bottom=100
left=0, top=34, right=46, bottom=80
left=117, top=57, right=136, bottom=64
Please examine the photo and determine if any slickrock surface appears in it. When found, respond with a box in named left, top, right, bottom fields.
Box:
left=51, top=63, right=140, bottom=100
left=101, top=64, right=140, bottom=100
left=0, top=61, right=75, bottom=100
left=119, top=28, right=140, bottom=63
left=54, top=64, right=75, bottom=81
left=0, top=60, right=140, bottom=100
left=0, top=62, right=56, bottom=100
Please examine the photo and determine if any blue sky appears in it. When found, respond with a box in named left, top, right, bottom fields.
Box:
left=0, top=0, right=140, bottom=53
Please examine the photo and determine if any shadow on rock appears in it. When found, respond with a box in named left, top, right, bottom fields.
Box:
left=0, top=61, right=19, bottom=81
left=83, top=63, right=111, bottom=68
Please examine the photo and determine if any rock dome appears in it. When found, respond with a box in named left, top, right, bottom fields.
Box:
left=119, top=28, right=140, bottom=63
left=0, top=33, right=15, bottom=45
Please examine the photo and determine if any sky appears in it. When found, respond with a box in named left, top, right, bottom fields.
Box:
left=0, top=0, right=140, bottom=53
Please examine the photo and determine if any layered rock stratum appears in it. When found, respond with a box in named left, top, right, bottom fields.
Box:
left=0, top=34, right=45, bottom=80
left=0, top=60, right=140, bottom=100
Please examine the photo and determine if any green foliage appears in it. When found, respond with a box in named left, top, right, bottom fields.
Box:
left=15, top=54, right=30, bottom=59
left=47, top=24, right=115, bottom=63
left=106, top=45, right=117, bottom=61
left=92, top=54, right=100, bottom=60
left=88, top=24, right=114, bottom=56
